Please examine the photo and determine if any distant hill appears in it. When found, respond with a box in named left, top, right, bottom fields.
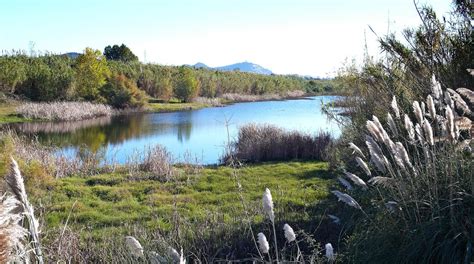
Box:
left=192, top=61, right=273, bottom=75
left=62, top=52, right=81, bottom=59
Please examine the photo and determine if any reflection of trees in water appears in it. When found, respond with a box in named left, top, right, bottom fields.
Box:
left=11, top=116, right=112, bottom=134
left=10, top=111, right=196, bottom=154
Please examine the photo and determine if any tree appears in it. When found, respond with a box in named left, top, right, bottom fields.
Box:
left=0, top=56, right=27, bottom=94
left=104, top=44, right=138, bottom=62
left=75, top=48, right=110, bottom=100
left=100, top=73, right=147, bottom=108
left=175, top=67, right=199, bottom=102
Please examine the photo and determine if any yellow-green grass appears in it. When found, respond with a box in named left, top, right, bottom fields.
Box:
left=147, top=102, right=212, bottom=112
left=40, top=161, right=333, bottom=238
left=0, top=103, right=30, bottom=124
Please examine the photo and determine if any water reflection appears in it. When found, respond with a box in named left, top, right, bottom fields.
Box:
left=8, top=96, right=341, bottom=164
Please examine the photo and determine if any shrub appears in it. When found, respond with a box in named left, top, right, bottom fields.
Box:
left=100, top=74, right=148, bottom=109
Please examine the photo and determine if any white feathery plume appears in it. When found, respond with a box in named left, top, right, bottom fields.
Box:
left=331, top=191, right=362, bottom=209
left=344, top=171, right=368, bottom=190
left=125, top=236, right=143, bottom=258
left=373, top=115, right=390, bottom=145
left=366, top=120, right=383, bottom=143
left=365, top=136, right=386, bottom=173
left=325, top=243, right=335, bottom=261
left=392, top=144, right=406, bottom=170
left=395, top=142, right=413, bottom=169
left=427, top=95, right=436, bottom=119
left=168, top=247, right=181, bottom=263
left=415, top=123, right=424, bottom=144
left=412, top=101, right=423, bottom=124
left=355, top=157, right=371, bottom=176
left=422, top=119, right=434, bottom=146
left=391, top=96, right=400, bottom=118
left=348, top=142, right=365, bottom=158
left=179, top=248, right=186, bottom=264
left=404, top=114, right=415, bottom=142
left=431, top=74, right=441, bottom=99
left=421, top=101, right=427, bottom=117
left=328, top=214, right=340, bottom=224
left=387, top=113, right=398, bottom=137
left=0, top=195, right=27, bottom=263
left=338, top=177, right=353, bottom=190
left=368, top=176, right=395, bottom=188
left=283, top=224, right=296, bottom=243
left=446, top=106, right=456, bottom=141
left=444, top=91, right=454, bottom=110
left=6, top=157, right=43, bottom=264
left=262, top=188, right=274, bottom=222
left=257, top=233, right=270, bottom=254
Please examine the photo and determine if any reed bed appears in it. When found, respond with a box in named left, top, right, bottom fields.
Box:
left=223, top=123, right=333, bottom=163
left=17, top=101, right=113, bottom=121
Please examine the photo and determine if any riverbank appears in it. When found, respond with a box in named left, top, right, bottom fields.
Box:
left=0, top=93, right=317, bottom=124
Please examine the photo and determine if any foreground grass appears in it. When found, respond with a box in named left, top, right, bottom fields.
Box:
left=40, top=161, right=332, bottom=237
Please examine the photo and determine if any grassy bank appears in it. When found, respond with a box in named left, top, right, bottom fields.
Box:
left=32, top=161, right=335, bottom=261
left=0, top=102, right=30, bottom=124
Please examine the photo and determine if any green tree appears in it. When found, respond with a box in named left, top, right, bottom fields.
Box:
left=75, top=48, right=110, bottom=100
left=0, top=56, right=27, bottom=94
left=100, top=73, right=147, bottom=108
left=104, top=44, right=138, bottom=62
left=175, top=67, right=199, bottom=102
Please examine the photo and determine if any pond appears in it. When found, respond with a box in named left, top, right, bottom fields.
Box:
left=11, top=96, right=341, bottom=164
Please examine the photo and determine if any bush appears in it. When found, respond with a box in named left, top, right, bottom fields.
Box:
left=100, top=74, right=148, bottom=108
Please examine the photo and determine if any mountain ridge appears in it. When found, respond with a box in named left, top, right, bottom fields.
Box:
left=193, top=61, right=273, bottom=75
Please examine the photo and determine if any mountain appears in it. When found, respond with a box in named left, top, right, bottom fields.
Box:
left=192, top=61, right=273, bottom=75
left=62, top=52, right=81, bottom=59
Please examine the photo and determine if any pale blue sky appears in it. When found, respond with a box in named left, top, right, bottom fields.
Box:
left=0, top=0, right=452, bottom=76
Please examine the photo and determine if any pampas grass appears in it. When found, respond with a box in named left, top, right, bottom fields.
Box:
left=348, top=142, right=365, bottom=158
left=343, top=171, right=368, bottom=190
left=331, top=191, right=362, bottom=209
left=355, top=156, right=371, bottom=176
left=0, top=194, right=27, bottom=263
left=283, top=224, right=296, bottom=243
left=6, top=157, right=43, bottom=263
left=257, top=233, right=270, bottom=254
left=391, top=96, right=400, bottom=118
left=262, top=188, right=279, bottom=262
left=413, top=101, right=423, bottom=124
left=404, top=114, right=416, bottom=142
left=338, top=176, right=354, bottom=190
left=125, top=236, right=143, bottom=258
left=325, top=243, right=335, bottom=262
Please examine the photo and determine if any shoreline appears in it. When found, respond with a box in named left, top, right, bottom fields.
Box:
left=0, top=93, right=336, bottom=125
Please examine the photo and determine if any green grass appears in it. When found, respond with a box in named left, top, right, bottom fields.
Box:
left=40, top=161, right=333, bottom=235
left=147, top=101, right=211, bottom=113
left=0, top=103, right=30, bottom=124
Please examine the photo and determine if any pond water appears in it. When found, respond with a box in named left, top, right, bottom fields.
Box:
left=11, top=96, right=341, bottom=164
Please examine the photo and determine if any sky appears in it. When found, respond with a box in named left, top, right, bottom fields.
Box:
left=0, top=0, right=453, bottom=77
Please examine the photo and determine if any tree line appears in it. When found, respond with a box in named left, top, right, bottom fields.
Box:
left=0, top=45, right=339, bottom=108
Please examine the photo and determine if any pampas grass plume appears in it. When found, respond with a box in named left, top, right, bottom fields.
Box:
left=331, top=191, right=362, bottom=209
left=325, top=243, right=335, bottom=261
left=422, top=119, right=434, bottom=146
left=262, top=188, right=275, bottom=222
left=387, top=113, right=398, bottom=136
left=257, top=233, right=270, bottom=254
left=344, top=171, right=368, bottom=190
left=125, top=236, right=143, bottom=258
left=355, top=156, right=371, bottom=176
left=348, top=142, right=365, bottom=158
left=391, top=96, right=400, bottom=118
left=427, top=95, right=436, bottom=119
left=338, top=176, right=353, bottom=190
left=283, top=224, right=296, bottom=243
left=0, top=195, right=27, bottom=263
left=413, top=101, right=423, bottom=124
left=404, top=114, right=415, bottom=142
